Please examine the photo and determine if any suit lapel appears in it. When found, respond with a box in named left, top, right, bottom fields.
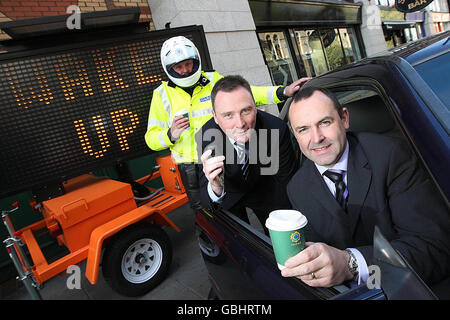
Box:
left=300, top=134, right=372, bottom=247
left=299, top=159, right=352, bottom=247
left=346, top=134, right=372, bottom=237
left=307, top=160, right=343, bottom=219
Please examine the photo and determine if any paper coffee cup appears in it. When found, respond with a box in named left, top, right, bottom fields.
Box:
left=175, top=110, right=189, bottom=119
left=265, top=210, right=308, bottom=270
left=174, top=110, right=190, bottom=129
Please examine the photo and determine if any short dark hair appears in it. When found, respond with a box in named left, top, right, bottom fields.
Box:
left=292, top=86, right=343, bottom=118
left=211, top=75, right=254, bottom=110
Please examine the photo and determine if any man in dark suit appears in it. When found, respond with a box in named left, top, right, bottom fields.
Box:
left=282, top=86, right=450, bottom=287
left=196, top=75, right=300, bottom=233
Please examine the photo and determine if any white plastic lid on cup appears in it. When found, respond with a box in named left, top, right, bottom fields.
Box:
left=174, top=109, right=189, bottom=117
left=265, top=210, right=307, bottom=232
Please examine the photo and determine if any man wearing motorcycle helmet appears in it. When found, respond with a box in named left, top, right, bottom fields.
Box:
left=145, top=36, right=308, bottom=210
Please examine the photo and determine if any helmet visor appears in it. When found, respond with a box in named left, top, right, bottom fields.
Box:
left=168, top=59, right=200, bottom=79
left=164, top=45, right=199, bottom=72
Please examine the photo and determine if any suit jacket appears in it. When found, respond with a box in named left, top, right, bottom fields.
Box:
left=196, top=110, right=297, bottom=212
left=287, top=132, right=450, bottom=285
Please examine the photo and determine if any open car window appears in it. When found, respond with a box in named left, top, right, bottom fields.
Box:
left=334, top=87, right=403, bottom=139
left=220, top=85, right=400, bottom=299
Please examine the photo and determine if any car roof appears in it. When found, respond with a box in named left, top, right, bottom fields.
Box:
left=310, top=31, right=450, bottom=81
left=393, top=31, right=450, bottom=65
left=368, top=31, right=450, bottom=66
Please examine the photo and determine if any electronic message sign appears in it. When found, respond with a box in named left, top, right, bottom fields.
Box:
left=0, top=25, right=211, bottom=198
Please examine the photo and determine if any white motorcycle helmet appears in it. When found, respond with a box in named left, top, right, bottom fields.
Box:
left=160, top=36, right=202, bottom=88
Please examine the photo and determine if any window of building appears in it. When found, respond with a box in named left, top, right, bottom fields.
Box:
left=292, top=27, right=362, bottom=77
left=435, top=22, right=443, bottom=33
left=404, top=27, right=419, bottom=42
left=258, top=31, right=298, bottom=86
left=339, top=28, right=362, bottom=64
left=321, top=29, right=346, bottom=70
left=377, top=0, right=395, bottom=6
left=384, top=28, right=411, bottom=49
left=258, top=27, right=362, bottom=82
left=293, top=29, right=328, bottom=77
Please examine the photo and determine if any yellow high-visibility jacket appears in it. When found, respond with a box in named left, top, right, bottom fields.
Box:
left=144, top=71, right=284, bottom=163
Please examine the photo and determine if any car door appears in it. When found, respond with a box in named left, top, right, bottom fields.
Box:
left=195, top=206, right=369, bottom=300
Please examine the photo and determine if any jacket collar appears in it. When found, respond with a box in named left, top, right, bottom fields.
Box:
left=167, top=73, right=210, bottom=89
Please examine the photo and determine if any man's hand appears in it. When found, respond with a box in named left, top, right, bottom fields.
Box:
left=284, top=77, right=311, bottom=97
left=281, top=242, right=353, bottom=287
left=170, top=115, right=190, bottom=140
left=201, top=149, right=225, bottom=196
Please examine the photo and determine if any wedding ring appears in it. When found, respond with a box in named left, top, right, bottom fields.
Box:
left=311, top=272, right=316, bottom=280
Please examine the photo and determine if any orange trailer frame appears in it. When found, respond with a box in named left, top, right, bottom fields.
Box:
left=8, top=154, right=188, bottom=288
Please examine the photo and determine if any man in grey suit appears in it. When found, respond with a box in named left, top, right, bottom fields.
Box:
left=282, top=87, right=450, bottom=288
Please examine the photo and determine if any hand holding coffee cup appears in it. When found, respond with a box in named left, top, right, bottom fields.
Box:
left=265, top=210, right=308, bottom=270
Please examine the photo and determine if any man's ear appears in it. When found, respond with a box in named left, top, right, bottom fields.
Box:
left=213, top=110, right=218, bottom=125
left=341, top=107, right=350, bottom=130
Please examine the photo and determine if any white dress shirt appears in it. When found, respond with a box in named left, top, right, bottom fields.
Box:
left=314, top=140, right=369, bottom=285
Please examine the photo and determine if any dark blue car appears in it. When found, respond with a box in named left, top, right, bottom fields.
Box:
left=195, top=31, right=450, bottom=300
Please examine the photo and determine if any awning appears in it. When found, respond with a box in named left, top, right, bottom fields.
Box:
left=0, top=8, right=140, bottom=39
left=405, top=12, right=425, bottom=22
left=382, top=20, right=416, bottom=30
left=249, top=0, right=362, bottom=27
left=430, top=12, right=450, bottom=23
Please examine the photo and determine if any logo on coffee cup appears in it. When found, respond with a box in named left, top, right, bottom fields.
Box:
left=290, top=231, right=301, bottom=243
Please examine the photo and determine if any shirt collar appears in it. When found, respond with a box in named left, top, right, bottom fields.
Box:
left=227, top=136, right=247, bottom=149
left=315, top=139, right=349, bottom=176
left=227, top=136, right=237, bottom=145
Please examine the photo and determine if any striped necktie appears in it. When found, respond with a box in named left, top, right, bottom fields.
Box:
left=323, top=169, right=348, bottom=208
left=235, top=142, right=249, bottom=180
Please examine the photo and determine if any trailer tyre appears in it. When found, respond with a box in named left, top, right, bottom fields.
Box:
left=102, top=223, right=172, bottom=297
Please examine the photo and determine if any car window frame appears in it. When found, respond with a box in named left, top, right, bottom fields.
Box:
left=308, top=77, right=449, bottom=205
left=199, top=73, right=447, bottom=300
left=307, top=77, right=413, bottom=145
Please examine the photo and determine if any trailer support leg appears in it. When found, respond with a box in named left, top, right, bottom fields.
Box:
left=4, top=237, right=42, bottom=300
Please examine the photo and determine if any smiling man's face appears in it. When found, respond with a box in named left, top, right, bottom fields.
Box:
left=212, top=86, right=257, bottom=144
left=289, top=90, right=349, bottom=168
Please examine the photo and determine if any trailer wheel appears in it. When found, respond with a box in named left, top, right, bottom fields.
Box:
left=102, top=223, right=172, bottom=297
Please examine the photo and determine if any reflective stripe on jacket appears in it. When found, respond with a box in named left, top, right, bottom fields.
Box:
left=144, top=71, right=283, bottom=163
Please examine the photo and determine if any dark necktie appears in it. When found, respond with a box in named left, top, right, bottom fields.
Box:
left=235, top=142, right=249, bottom=180
left=323, top=169, right=348, bottom=208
